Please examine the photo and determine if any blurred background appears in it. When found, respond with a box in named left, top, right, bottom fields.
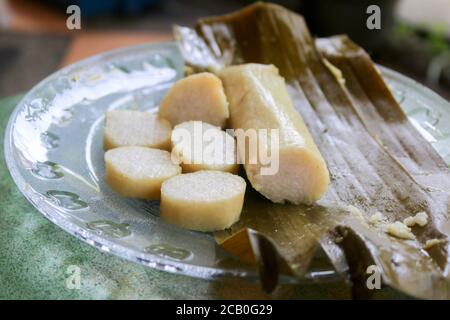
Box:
left=0, top=0, right=449, bottom=99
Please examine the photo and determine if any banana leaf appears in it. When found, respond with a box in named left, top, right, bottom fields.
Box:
left=174, top=2, right=450, bottom=299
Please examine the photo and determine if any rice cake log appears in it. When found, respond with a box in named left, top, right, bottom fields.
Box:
left=158, top=72, right=229, bottom=128
left=220, top=63, right=330, bottom=204
left=171, top=121, right=239, bottom=173
left=104, top=110, right=171, bottom=151
left=160, top=171, right=246, bottom=231
left=105, top=146, right=181, bottom=200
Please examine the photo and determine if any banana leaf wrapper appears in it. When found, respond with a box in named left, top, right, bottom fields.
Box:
left=174, top=2, right=450, bottom=299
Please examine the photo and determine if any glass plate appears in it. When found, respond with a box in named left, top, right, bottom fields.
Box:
left=4, top=42, right=450, bottom=283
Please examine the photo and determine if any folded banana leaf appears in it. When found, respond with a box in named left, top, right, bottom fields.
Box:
left=174, top=2, right=450, bottom=299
